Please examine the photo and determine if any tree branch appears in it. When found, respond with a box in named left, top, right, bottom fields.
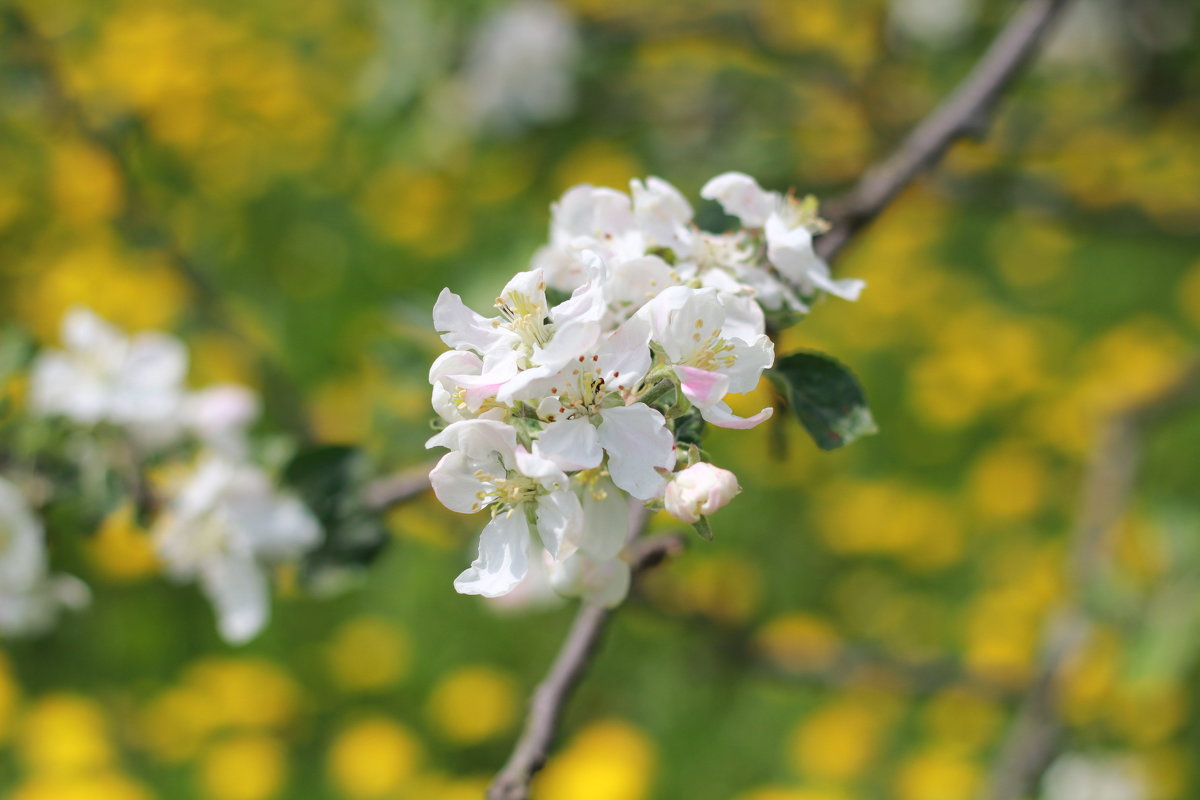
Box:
left=487, top=520, right=684, bottom=800
left=816, top=0, right=1075, bottom=262
left=981, top=355, right=1200, bottom=800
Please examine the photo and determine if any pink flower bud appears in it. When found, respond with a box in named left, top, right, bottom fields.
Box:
left=663, top=463, right=740, bottom=524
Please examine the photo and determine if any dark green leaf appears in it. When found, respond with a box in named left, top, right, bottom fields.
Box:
left=283, top=445, right=390, bottom=588
left=768, top=351, right=877, bottom=451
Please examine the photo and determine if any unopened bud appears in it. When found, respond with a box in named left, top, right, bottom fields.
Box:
left=663, top=462, right=739, bottom=524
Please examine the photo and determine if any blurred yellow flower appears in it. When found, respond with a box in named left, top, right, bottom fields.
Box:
left=921, top=688, right=1002, bottom=754
left=642, top=552, right=764, bottom=625
left=755, top=613, right=841, bottom=674
left=184, top=658, right=301, bottom=730
left=17, top=239, right=188, bottom=342
left=427, top=665, right=518, bottom=744
left=137, top=685, right=221, bottom=763
left=359, top=166, right=470, bottom=257
left=17, top=694, right=113, bottom=777
left=817, top=481, right=964, bottom=571
left=50, top=140, right=123, bottom=225
left=735, top=789, right=853, bottom=800
left=87, top=503, right=160, bottom=582
left=0, top=651, right=20, bottom=744
left=533, top=719, right=656, bottom=800
left=967, top=440, right=1051, bottom=522
left=788, top=697, right=894, bottom=783
left=553, top=141, right=641, bottom=193
left=327, top=716, right=423, bottom=799
left=988, top=215, right=1075, bottom=290
left=400, top=774, right=491, bottom=800
left=11, top=771, right=151, bottom=800
left=894, top=748, right=981, bottom=800
left=199, top=733, right=287, bottom=800
left=325, top=616, right=410, bottom=692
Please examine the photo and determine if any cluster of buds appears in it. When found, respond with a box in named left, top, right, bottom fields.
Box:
left=428, top=173, right=862, bottom=606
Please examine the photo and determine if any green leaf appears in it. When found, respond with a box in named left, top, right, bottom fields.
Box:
left=282, top=445, right=390, bottom=589
left=768, top=351, right=877, bottom=451
left=692, top=517, right=713, bottom=541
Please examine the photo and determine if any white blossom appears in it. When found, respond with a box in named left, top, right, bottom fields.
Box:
left=638, top=286, right=775, bottom=429
left=0, top=476, right=89, bottom=636
left=462, top=0, right=581, bottom=133
left=664, top=463, right=741, bottom=524
left=154, top=453, right=322, bottom=644
left=31, top=308, right=188, bottom=447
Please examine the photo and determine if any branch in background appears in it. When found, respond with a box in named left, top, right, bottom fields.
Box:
left=982, top=356, right=1200, bottom=800
left=361, top=459, right=436, bottom=512
left=484, top=3, right=1079, bottom=797
left=817, top=0, right=1075, bottom=262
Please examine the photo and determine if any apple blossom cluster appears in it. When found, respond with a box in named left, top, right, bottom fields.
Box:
left=428, top=172, right=864, bottom=607
left=0, top=308, right=323, bottom=642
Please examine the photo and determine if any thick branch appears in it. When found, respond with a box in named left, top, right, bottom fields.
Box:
left=817, top=0, right=1075, bottom=262
left=982, top=356, right=1200, bottom=800
left=486, top=511, right=683, bottom=800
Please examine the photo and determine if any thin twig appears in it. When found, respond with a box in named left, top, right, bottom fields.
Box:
left=982, top=356, right=1200, bottom=800
left=816, top=0, right=1075, bottom=262
left=486, top=508, right=682, bottom=800
left=361, top=460, right=436, bottom=512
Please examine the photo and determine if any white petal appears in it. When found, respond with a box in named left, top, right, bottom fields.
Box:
left=723, top=335, right=775, bottom=395
left=700, top=172, right=777, bottom=227
left=595, top=316, right=652, bottom=389
left=201, top=555, right=269, bottom=644
left=580, top=477, right=629, bottom=560
left=433, top=288, right=498, bottom=352
left=454, top=511, right=532, bottom=598
left=535, top=417, right=603, bottom=472
left=548, top=552, right=631, bottom=608
left=536, top=489, right=584, bottom=560
left=429, top=451, right=495, bottom=514
left=426, top=419, right=517, bottom=463
left=598, top=404, right=675, bottom=500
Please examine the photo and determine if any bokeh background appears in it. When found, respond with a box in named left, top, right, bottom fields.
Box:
left=1, top=0, right=1199, bottom=798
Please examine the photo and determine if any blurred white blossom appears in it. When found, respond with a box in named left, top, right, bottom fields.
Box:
left=0, top=476, right=89, bottom=636
left=1043, top=753, right=1147, bottom=800
left=462, top=0, right=581, bottom=133
left=154, top=453, right=322, bottom=644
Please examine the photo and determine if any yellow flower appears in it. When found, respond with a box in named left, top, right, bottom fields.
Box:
left=967, top=441, right=1051, bottom=522
left=11, top=771, right=151, bottom=800
left=325, top=617, right=410, bottom=692
left=0, top=651, right=20, bottom=744
left=754, top=613, right=841, bottom=674
left=533, top=719, right=655, bottom=800
left=921, top=688, right=1002, bottom=754
left=198, top=733, right=286, bottom=800
left=552, top=141, right=641, bottom=193
left=327, top=716, right=423, bottom=799
left=184, top=658, right=300, bottom=730
left=894, top=748, right=981, bottom=800
left=50, top=140, right=124, bottom=225
left=88, top=503, right=160, bottom=582
left=788, top=696, right=896, bottom=783
left=17, top=694, right=113, bottom=777
left=427, top=665, right=518, bottom=744
left=137, top=685, right=221, bottom=763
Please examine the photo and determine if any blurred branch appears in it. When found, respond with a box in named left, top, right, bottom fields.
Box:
left=486, top=509, right=685, bottom=800
left=982, top=355, right=1200, bottom=800
left=361, top=459, right=435, bottom=512
left=816, top=0, right=1075, bottom=262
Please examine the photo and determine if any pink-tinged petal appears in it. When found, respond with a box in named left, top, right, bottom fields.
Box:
left=598, top=404, right=675, bottom=500
left=700, top=401, right=774, bottom=430
left=454, top=511, right=532, bottom=598
left=676, top=366, right=730, bottom=408
left=535, top=418, right=603, bottom=472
